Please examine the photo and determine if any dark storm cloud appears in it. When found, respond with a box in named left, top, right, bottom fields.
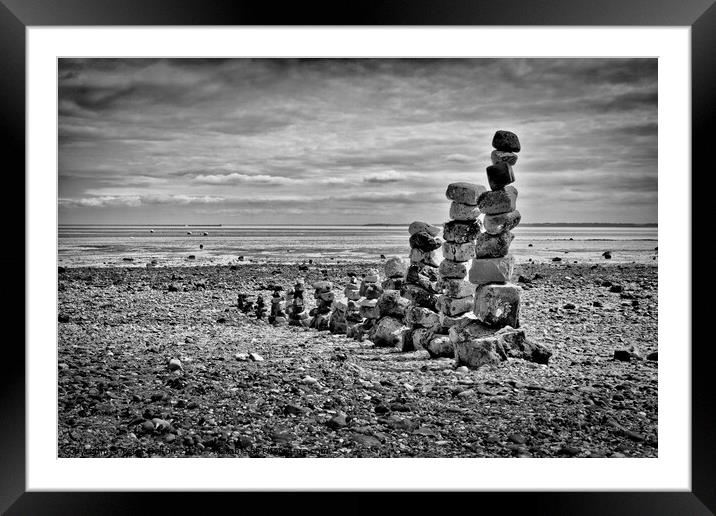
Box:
left=58, top=58, right=657, bottom=224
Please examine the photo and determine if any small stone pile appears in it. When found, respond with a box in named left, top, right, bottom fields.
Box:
left=370, top=258, right=411, bottom=347
left=434, top=182, right=485, bottom=357
left=254, top=294, right=267, bottom=320
left=351, top=269, right=382, bottom=341
left=400, top=222, right=443, bottom=352
left=237, top=292, right=253, bottom=313
left=309, top=280, right=333, bottom=331
left=268, top=289, right=287, bottom=325
left=286, top=279, right=309, bottom=327
left=343, top=276, right=364, bottom=338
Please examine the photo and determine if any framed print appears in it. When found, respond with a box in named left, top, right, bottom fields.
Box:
left=3, top=0, right=713, bottom=513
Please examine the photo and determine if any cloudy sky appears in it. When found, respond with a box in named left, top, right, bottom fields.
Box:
left=58, top=58, right=657, bottom=225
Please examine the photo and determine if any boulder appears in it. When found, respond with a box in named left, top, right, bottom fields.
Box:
left=377, top=290, right=410, bottom=318
left=490, top=150, right=518, bottom=166
left=449, top=202, right=480, bottom=221
left=359, top=298, right=381, bottom=319
left=445, top=182, right=487, bottom=205
left=384, top=256, right=408, bottom=278
left=409, top=248, right=440, bottom=268
left=410, top=327, right=436, bottom=351
left=491, top=130, right=521, bottom=152
left=477, top=186, right=518, bottom=215
left=474, top=284, right=521, bottom=328
left=401, top=284, right=438, bottom=311
left=474, top=231, right=514, bottom=258
left=436, top=295, right=474, bottom=316
left=409, top=232, right=443, bottom=252
left=447, top=318, right=494, bottom=344
left=442, top=241, right=476, bottom=262
left=438, top=278, right=475, bottom=298
left=371, top=316, right=408, bottom=347
left=486, top=162, right=515, bottom=190
left=408, top=221, right=441, bottom=237
left=424, top=335, right=454, bottom=358
left=442, top=220, right=481, bottom=244
left=468, top=255, right=515, bottom=285
left=483, top=210, right=521, bottom=235
left=405, top=306, right=441, bottom=329
left=438, top=259, right=468, bottom=279
left=454, top=337, right=504, bottom=369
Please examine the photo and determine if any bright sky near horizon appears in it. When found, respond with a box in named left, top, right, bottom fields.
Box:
left=58, top=58, right=657, bottom=225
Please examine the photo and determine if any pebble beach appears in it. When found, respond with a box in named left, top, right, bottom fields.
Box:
left=57, top=259, right=658, bottom=458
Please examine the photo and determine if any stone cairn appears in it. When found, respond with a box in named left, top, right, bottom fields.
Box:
left=369, top=258, right=411, bottom=347
left=433, top=182, right=484, bottom=356
left=309, top=280, right=333, bottom=331
left=254, top=294, right=267, bottom=320
left=351, top=269, right=382, bottom=341
left=447, top=130, right=551, bottom=368
left=286, top=279, right=309, bottom=327
left=268, top=288, right=288, bottom=325
left=328, top=293, right=348, bottom=334
left=343, top=275, right=364, bottom=338
left=401, top=222, right=442, bottom=351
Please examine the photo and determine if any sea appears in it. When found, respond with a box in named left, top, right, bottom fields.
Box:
left=57, top=224, right=659, bottom=268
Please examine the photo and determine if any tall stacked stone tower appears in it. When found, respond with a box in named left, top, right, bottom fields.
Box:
left=469, top=130, right=522, bottom=328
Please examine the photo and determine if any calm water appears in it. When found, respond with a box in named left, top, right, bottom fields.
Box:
left=58, top=225, right=658, bottom=268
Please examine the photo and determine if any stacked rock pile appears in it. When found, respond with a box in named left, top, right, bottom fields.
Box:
left=370, top=258, right=411, bottom=347
left=469, top=130, right=522, bottom=330
left=352, top=269, right=382, bottom=341
left=446, top=130, right=551, bottom=369
left=237, top=292, right=253, bottom=313
left=434, top=182, right=485, bottom=355
left=286, top=279, right=309, bottom=327
left=328, top=295, right=348, bottom=334
left=343, top=276, right=364, bottom=338
left=400, top=222, right=443, bottom=352
left=268, top=289, right=288, bottom=325
left=254, top=295, right=267, bottom=320
left=309, top=280, right=333, bottom=330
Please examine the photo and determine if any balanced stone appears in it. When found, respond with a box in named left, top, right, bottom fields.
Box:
left=442, top=220, right=480, bottom=244
left=402, top=284, right=438, bottom=311
left=477, top=186, right=518, bottom=215
left=483, top=210, right=521, bottom=235
left=408, top=221, right=441, bottom=237
left=474, top=284, right=521, bottom=328
left=492, top=130, right=521, bottom=152
left=438, top=259, right=468, bottom=279
left=486, top=162, right=515, bottom=190
left=381, top=278, right=404, bottom=291
left=409, top=248, right=440, bottom=268
left=405, top=306, right=441, bottom=329
left=364, top=269, right=380, bottom=283
left=445, top=182, right=487, bottom=205
left=439, top=278, right=475, bottom=298
left=405, top=264, right=437, bottom=291
left=384, top=256, right=407, bottom=278
left=440, top=311, right=478, bottom=331
left=436, top=295, right=474, bottom=316
left=313, top=280, right=333, bottom=293
left=449, top=202, right=480, bottom=221
left=474, top=230, right=514, bottom=258
left=377, top=290, right=410, bottom=317
left=468, top=255, right=514, bottom=285
left=359, top=298, right=381, bottom=319
left=344, top=284, right=361, bottom=301
left=442, top=241, right=476, bottom=262
left=424, top=335, right=454, bottom=358
left=490, top=150, right=518, bottom=166
left=364, top=283, right=384, bottom=300
left=317, top=291, right=335, bottom=302
left=409, top=232, right=443, bottom=252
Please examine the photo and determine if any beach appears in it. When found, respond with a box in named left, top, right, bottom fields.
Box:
left=57, top=260, right=658, bottom=458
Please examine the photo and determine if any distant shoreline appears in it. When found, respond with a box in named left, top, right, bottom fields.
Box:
left=59, top=222, right=658, bottom=228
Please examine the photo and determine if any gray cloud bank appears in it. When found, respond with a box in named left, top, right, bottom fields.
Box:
left=59, top=58, right=657, bottom=224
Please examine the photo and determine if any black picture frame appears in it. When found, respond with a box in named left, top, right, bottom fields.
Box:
left=3, top=1, right=712, bottom=514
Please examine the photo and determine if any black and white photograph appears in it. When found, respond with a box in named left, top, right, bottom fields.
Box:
left=57, top=57, right=658, bottom=459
